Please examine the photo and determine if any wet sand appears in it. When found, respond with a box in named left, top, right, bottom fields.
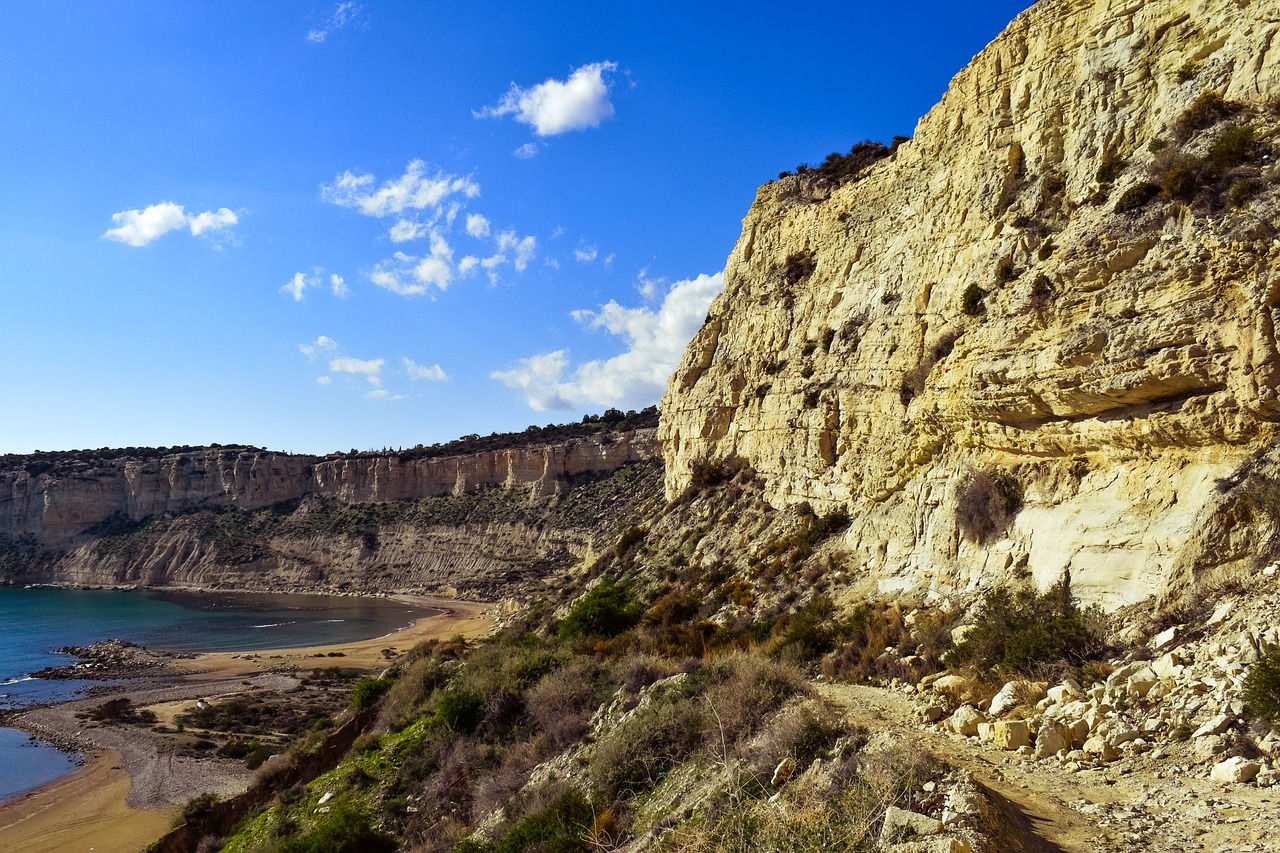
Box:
left=0, top=595, right=493, bottom=853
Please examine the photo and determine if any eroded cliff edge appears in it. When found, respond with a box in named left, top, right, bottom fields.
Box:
left=0, top=423, right=660, bottom=598
left=660, top=0, right=1280, bottom=608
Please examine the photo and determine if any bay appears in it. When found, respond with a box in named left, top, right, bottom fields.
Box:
left=0, top=586, right=438, bottom=801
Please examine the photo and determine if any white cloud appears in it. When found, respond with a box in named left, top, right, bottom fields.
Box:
left=104, top=202, right=238, bottom=247
left=574, top=245, right=598, bottom=263
left=459, top=256, right=480, bottom=276
left=465, top=214, right=490, bottom=239
left=370, top=233, right=456, bottom=297
left=414, top=257, right=452, bottom=289
left=282, top=268, right=347, bottom=300
left=307, top=1, right=362, bottom=43
left=282, top=271, right=310, bottom=301
left=366, top=388, right=407, bottom=401
left=403, top=357, right=449, bottom=382
left=476, top=61, right=618, bottom=136
left=513, top=142, right=540, bottom=159
left=330, top=356, right=384, bottom=375
left=514, top=235, right=536, bottom=272
left=492, top=272, right=723, bottom=411
left=316, top=376, right=332, bottom=386
left=389, top=219, right=426, bottom=243
left=299, top=335, right=339, bottom=359
left=491, top=350, right=572, bottom=411
left=321, top=160, right=479, bottom=219
left=187, top=208, right=238, bottom=236
left=636, top=267, right=664, bottom=300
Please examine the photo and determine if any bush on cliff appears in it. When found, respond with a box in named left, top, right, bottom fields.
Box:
left=946, top=577, right=1108, bottom=679
left=1243, top=645, right=1280, bottom=731
left=557, top=578, right=642, bottom=641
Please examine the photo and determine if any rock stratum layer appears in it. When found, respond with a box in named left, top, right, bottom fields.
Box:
left=661, top=0, right=1280, bottom=608
left=0, top=430, right=659, bottom=597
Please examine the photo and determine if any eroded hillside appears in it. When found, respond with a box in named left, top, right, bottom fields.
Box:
left=0, top=415, right=661, bottom=598
left=660, top=0, right=1280, bottom=608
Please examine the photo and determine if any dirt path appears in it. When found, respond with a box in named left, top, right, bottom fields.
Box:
left=816, top=683, right=1280, bottom=852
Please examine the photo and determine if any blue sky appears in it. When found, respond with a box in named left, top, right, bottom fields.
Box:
left=0, top=1, right=1031, bottom=455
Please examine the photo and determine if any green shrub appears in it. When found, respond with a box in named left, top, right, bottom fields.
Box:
left=1243, top=645, right=1280, bottom=731
left=954, top=469, right=1022, bottom=544
left=488, top=789, right=595, bottom=853
left=615, top=525, right=647, bottom=560
left=1114, top=181, right=1160, bottom=213
left=351, top=675, right=395, bottom=710
left=945, top=577, right=1107, bottom=678
left=816, top=141, right=892, bottom=186
left=276, top=801, right=396, bottom=853
left=434, top=688, right=484, bottom=733
left=961, top=284, right=987, bottom=317
left=1229, top=177, right=1264, bottom=208
left=1029, top=274, right=1055, bottom=310
left=1161, top=155, right=1201, bottom=202
left=591, top=691, right=704, bottom=799
left=781, top=252, right=817, bottom=286
left=1096, top=153, right=1128, bottom=184
left=1175, top=91, right=1240, bottom=138
left=1203, top=124, right=1257, bottom=173
left=557, top=578, right=643, bottom=641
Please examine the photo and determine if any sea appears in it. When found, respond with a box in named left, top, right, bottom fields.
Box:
left=0, top=586, right=438, bottom=802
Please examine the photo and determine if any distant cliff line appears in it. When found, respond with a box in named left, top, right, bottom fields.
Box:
left=0, top=409, right=659, bottom=552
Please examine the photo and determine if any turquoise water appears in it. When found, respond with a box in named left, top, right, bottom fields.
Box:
left=0, top=586, right=438, bottom=801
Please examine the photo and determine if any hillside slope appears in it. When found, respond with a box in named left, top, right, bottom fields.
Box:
left=660, top=0, right=1280, bottom=608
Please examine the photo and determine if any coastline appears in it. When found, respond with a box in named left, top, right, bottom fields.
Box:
left=0, top=594, right=495, bottom=853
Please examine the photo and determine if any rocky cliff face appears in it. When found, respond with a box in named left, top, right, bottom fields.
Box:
left=0, top=430, right=659, bottom=597
left=660, top=0, right=1280, bottom=608
left=0, top=430, right=657, bottom=551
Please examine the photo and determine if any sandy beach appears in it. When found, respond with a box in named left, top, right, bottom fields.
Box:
left=0, top=595, right=494, bottom=853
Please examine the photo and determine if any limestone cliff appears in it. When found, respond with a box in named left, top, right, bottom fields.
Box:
left=0, top=428, right=659, bottom=597
left=660, top=0, right=1280, bottom=608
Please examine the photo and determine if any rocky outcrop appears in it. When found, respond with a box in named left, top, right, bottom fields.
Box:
left=0, top=430, right=657, bottom=551
left=0, top=430, right=660, bottom=598
left=660, top=0, right=1280, bottom=608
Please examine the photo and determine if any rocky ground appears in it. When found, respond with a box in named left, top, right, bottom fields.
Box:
left=827, top=567, right=1280, bottom=852
left=27, top=638, right=192, bottom=680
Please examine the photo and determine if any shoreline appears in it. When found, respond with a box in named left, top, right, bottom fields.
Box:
left=0, top=594, right=496, bottom=853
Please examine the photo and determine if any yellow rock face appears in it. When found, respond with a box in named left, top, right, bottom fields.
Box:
left=660, top=0, right=1280, bottom=607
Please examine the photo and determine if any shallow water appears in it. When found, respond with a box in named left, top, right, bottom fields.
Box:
left=0, top=586, right=438, bottom=801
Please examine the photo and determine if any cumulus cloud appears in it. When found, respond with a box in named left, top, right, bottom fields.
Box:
left=103, top=202, right=238, bottom=247
left=574, top=245, right=598, bottom=263
left=281, top=268, right=348, bottom=300
left=321, top=160, right=479, bottom=219
left=403, top=357, right=449, bottom=382
left=370, top=234, right=456, bottom=296
left=330, top=356, right=384, bottom=375
left=491, top=272, right=723, bottom=411
left=465, top=214, right=490, bottom=239
left=307, top=1, right=362, bottom=43
left=491, top=350, right=572, bottom=411
left=389, top=219, right=426, bottom=243
left=513, top=143, right=541, bottom=159
left=476, top=61, right=618, bottom=136
left=299, top=335, right=339, bottom=359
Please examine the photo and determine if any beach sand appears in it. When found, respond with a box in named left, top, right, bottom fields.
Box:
left=0, top=595, right=493, bottom=853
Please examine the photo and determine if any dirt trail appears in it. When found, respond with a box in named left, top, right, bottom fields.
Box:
left=816, top=683, right=1280, bottom=852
